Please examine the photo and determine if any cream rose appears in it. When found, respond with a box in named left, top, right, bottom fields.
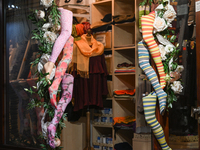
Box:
left=40, top=0, right=53, bottom=8
left=165, top=44, right=174, bottom=54
left=170, top=81, right=183, bottom=94
left=158, top=44, right=167, bottom=60
left=163, top=5, right=176, bottom=23
left=175, top=65, right=184, bottom=73
left=153, top=17, right=168, bottom=32
left=42, top=23, right=52, bottom=31
left=36, top=10, right=45, bottom=19
left=43, top=31, right=57, bottom=44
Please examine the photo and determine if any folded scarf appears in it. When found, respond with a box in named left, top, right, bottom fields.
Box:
left=69, top=34, right=104, bottom=78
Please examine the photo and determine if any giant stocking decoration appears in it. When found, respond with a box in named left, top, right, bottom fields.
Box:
left=47, top=73, right=74, bottom=148
left=141, top=11, right=166, bottom=89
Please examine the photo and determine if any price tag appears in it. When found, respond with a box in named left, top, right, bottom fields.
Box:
left=196, top=1, right=200, bottom=12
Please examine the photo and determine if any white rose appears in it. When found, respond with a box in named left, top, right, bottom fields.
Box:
left=175, top=65, right=184, bottom=73
left=37, top=53, right=56, bottom=80
left=43, top=31, right=57, bottom=44
left=165, top=44, right=174, bottom=54
left=170, top=81, right=183, bottom=94
left=153, top=17, right=168, bottom=33
left=159, top=44, right=167, bottom=60
left=36, top=10, right=45, bottom=19
left=163, top=5, right=176, bottom=23
left=40, top=0, right=53, bottom=8
left=42, top=23, right=52, bottom=31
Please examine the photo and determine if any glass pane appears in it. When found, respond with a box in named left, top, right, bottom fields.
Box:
left=169, top=39, right=198, bottom=149
left=6, top=0, right=43, bottom=148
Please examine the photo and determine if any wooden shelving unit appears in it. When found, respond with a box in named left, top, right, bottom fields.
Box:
left=91, top=0, right=137, bottom=149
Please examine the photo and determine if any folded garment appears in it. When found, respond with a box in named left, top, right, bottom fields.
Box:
left=114, top=69, right=135, bottom=73
left=113, top=116, right=135, bottom=125
left=117, top=62, right=134, bottom=68
left=114, top=89, right=135, bottom=96
left=114, top=142, right=132, bottom=150
left=91, top=24, right=112, bottom=32
left=91, top=13, right=112, bottom=29
left=113, top=14, right=135, bottom=24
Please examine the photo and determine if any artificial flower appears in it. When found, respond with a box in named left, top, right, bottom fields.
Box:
left=170, top=81, right=183, bottom=94
left=36, top=10, right=45, bottom=19
left=153, top=17, right=168, bottom=32
left=163, top=0, right=169, bottom=2
left=43, top=31, right=57, bottom=44
left=48, top=15, right=53, bottom=23
left=156, top=33, right=175, bottom=47
left=55, top=25, right=61, bottom=31
left=155, top=4, right=164, bottom=17
left=169, top=57, right=173, bottom=70
left=42, top=23, right=52, bottom=31
left=164, top=74, right=171, bottom=82
left=40, top=0, right=53, bottom=8
left=165, top=44, right=174, bottom=54
left=37, top=53, right=56, bottom=80
left=175, top=65, right=184, bottom=73
left=163, top=5, right=176, bottom=23
left=159, top=44, right=167, bottom=60
left=170, top=71, right=181, bottom=83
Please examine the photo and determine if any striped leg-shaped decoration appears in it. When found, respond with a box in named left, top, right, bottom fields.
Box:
left=141, top=11, right=166, bottom=89
left=143, top=93, right=171, bottom=150
left=138, top=40, right=167, bottom=115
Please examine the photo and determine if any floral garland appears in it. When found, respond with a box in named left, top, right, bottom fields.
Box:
left=25, top=0, right=66, bottom=150
left=139, top=0, right=184, bottom=109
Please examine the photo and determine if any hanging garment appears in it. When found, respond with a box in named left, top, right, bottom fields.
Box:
left=69, top=34, right=104, bottom=78
left=71, top=54, right=108, bottom=111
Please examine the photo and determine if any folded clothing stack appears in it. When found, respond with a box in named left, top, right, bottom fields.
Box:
left=113, top=116, right=136, bottom=140
left=113, top=116, right=136, bottom=129
left=114, top=62, right=135, bottom=73
left=113, top=89, right=135, bottom=98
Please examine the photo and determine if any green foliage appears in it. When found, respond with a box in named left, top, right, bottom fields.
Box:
left=26, top=1, right=65, bottom=150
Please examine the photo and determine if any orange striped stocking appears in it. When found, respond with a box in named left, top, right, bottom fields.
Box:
left=141, top=11, right=166, bottom=89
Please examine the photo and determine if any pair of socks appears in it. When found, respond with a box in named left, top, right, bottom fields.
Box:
left=138, top=40, right=167, bottom=115
left=47, top=73, right=74, bottom=148
left=143, top=92, right=171, bottom=150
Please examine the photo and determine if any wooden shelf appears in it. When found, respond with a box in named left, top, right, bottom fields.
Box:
left=115, top=22, right=135, bottom=27
left=93, top=0, right=112, bottom=5
left=114, top=46, right=135, bottom=51
left=93, top=142, right=113, bottom=147
left=114, top=96, right=135, bottom=101
left=104, top=48, right=112, bottom=51
left=114, top=72, right=135, bottom=76
left=93, top=124, right=113, bottom=128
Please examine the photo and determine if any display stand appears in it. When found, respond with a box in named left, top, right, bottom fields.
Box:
left=84, top=107, right=95, bottom=150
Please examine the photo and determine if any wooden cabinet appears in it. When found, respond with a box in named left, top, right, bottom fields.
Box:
left=91, top=0, right=139, bottom=149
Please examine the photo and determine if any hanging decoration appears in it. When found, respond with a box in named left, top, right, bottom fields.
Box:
left=24, top=1, right=67, bottom=150
left=139, top=0, right=183, bottom=109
